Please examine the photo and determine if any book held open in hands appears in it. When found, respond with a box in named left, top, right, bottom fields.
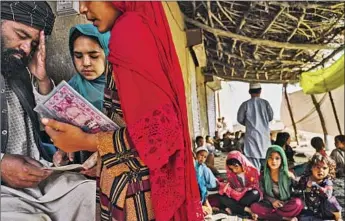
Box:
left=34, top=80, right=119, bottom=133
left=35, top=81, right=113, bottom=170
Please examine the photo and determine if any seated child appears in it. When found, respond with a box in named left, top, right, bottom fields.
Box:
left=194, top=146, right=217, bottom=216
left=295, top=153, right=343, bottom=221
left=218, top=151, right=261, bottom=219
left=330, top=135, right=345, bottom=177
left=250, top=145, right=303, bottom=221
left=311, top=137, right=327, bottom=156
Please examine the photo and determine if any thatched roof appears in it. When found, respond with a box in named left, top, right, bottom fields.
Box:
left=178, top=1, right=345, bottom=84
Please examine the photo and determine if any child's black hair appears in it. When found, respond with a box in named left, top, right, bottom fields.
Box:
left=335, top=135, right=345, bottom=144
left=275, top=132, right=290, bottom=148
left=310, top=137, right=324, bottom=152
left=195, top=136, right=203, bottom=143
left=226, top=158, right=242, bottom=167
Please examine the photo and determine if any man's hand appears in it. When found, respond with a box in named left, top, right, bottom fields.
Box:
left=53, top=150, right=74, bottom=167
left=80, top=152, right=98, bottom=177
left=80, top=167, right=97, bottom=177
left=1, top=154, right=52, bottom=188
left=42, top=118, right=98, bottom=153
left=28, top=31, right=52, bottom=95
left=28, top=31, right=47, bottom=81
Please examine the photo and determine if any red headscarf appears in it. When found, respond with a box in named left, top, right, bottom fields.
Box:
left=107, top=2, right=202, bottom=221
left=220, top=151, right=262, bottom=201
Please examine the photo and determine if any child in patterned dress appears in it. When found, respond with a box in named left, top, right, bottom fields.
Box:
left=295, top=153, right=343, bottom=221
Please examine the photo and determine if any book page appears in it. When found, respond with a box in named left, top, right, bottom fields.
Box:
left=44, top=164, right=84, bottom=172
left=34, top=81, right=118, bottom=133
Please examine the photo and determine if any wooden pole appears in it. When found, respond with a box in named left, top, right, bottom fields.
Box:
left=216, top=91, right=221, bottom=118
left=311, top=94, right=328, bottom=144
left=283, top=84, right=299, bottom=145
left=328, top=91, right=342, bottom=135
left=205, top=82, right=210, bottom=135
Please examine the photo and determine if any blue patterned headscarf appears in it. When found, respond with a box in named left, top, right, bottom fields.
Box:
left=68, top=24, right=110, bottom=111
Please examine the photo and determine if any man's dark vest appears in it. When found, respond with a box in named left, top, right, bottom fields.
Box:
left=0, top=73, right=50, bottom=161
left=0, top=74, right=9, bottom=153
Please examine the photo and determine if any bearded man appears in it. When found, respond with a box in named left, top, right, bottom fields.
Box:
left=1, top=2, right=96, bottom=221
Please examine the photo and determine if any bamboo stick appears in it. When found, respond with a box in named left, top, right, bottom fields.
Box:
left=260, top=7, right=286, bottom=37
left=306, top=45, right=345, bottom=72
left=328, top=91, right=342, bottom=135
left=205, top=67, right=299, bottom=83
left=311, top=94, right=328, bottom=144
left=184, top=17, right=338, bottom=50
left=209, top=59, right=300, bottom=73
left=216, top=1, right=236, bottom=25
left=284, top=84, right=299, bottom=145
left=206, top=74, right=298, bottom=84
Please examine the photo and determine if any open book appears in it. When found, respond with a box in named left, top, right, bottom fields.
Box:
left=34, top=81, right=118, bottom=133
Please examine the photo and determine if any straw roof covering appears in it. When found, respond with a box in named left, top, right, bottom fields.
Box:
left=178, top=1, right=345, bottom=83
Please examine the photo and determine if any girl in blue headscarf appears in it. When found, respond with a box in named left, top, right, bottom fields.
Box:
left=53, top=24, right=110, bottom=166
left=68, top=23, right=110, bottom=111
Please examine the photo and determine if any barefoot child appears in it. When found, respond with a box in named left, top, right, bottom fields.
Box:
left=251, top=145, right=303, bottom=221
left=296, top=153, right=343, bottom=221
left=218, top=151, right=261, bottom=219
left=194, top=147, right=217, bottom=216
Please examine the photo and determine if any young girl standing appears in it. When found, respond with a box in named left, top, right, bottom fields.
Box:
left=295, top=153, right=342, bottom=221
left=250, top=145, right=303, bottom=221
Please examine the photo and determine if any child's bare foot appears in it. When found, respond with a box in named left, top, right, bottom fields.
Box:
left=225, top=208, right=232, bottom=215
left=244, top=207, right=258, bottom=221
left=333, top=211, right=343, bottom=221
left=250, top=213, right=258, bottom=221
left=212, top=207, right=220, bottom=212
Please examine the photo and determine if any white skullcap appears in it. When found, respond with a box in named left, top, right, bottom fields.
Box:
left=195, top=146, right=209, bottom=154
left=249, top=83, right=261, bottom=89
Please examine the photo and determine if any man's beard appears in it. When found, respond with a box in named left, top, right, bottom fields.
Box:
left=1, top=41, right=30, bottom=81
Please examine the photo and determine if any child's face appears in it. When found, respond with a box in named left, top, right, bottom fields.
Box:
left=267, top=152, right=282, bottom=170
left=228, top=164, right=244, bottom=174
left=196, top=138, right=204, bottom=147
left=196, top=151, right=208, bottom=164
left=312, top=162, right=329, bottom=180
left=335, top=139, right=345, bottom=149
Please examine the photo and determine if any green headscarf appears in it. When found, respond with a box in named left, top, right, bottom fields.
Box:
left=263, top=145, right=291, bottom=201
left=68, top=24, right=110, bottom=111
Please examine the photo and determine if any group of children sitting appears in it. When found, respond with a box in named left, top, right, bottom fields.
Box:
left=194, top=134, right=345, bottom=221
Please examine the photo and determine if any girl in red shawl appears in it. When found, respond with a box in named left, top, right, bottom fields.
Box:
left=218, top=151, right=261, bottom=219
left=42, top=2, right=203, bottom=221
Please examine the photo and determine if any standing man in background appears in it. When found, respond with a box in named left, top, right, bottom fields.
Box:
left=237, top=83, right=274, bottom=170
